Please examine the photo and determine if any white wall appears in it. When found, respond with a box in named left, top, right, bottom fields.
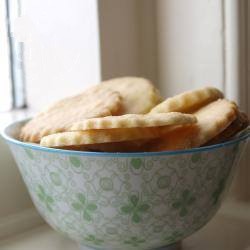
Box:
left=0, top=113, right=43, bottom=239
left=156, top=0, right=225, bottom=97
left=0, top=138, right=33, bottom=218
left=98, top=0, right=140, bottom=80
left=98, top=0, right=158, bottom=85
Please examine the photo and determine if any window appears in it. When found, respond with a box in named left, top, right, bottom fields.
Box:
left=1, top=0, right=101, bottom=112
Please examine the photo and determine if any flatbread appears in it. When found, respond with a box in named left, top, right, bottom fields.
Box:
left=20, top=86, right=122, bottom=142
left=150, top=86, right=223, bottom=114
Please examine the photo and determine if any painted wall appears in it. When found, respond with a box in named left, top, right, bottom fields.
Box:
left=0, top=137, right=33, bottom=218
left=99, top=0, right=158, bottom=85
left=156, top=0, right=225, bottom=97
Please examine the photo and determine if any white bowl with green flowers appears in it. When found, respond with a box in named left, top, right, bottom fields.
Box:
left=1, top=120, right=249, bottom=250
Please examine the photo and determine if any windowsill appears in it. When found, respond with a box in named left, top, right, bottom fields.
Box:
left=0, top=109, right=34, bottom=131
left=0, top=200, right=250, bottom=250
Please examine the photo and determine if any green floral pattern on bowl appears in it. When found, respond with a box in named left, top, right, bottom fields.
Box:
left=2, top=121, right=249, bottom=250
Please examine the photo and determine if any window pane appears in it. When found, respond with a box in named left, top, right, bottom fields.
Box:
left=21, top=0, right=101, bottom=111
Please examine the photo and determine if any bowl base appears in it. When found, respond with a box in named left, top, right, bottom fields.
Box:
left=79, top=241, right=181, bottom=250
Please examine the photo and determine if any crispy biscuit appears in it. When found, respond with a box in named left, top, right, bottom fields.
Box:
left=147, top=99, right=238, bottom=151
left=150, top=86, right=223, bottom=114
left=102, top=77, right=163, bottom=114
left=144, top=125, right=199, bottom=151
left=20, top=86, right=122, bottom=142
left=40, top=113, right=196, bottom=147
left=70, top=113, right=197, bottom=131
left=204, top=111, right=249, bottom=145
left=60, top=140, right=149, bottom=152
left=40, top=127, right=169, bottom=147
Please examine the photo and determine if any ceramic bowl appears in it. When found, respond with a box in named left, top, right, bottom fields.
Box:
left=1, top=120, right=249, bottom=250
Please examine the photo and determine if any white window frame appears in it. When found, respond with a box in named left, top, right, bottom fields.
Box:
left=0, top=1, right=13, bottom=111
left=0, top=0, right=27, bottom=112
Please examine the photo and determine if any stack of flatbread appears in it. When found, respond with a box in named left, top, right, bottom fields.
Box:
left=20, top=77, right=249, bottom=152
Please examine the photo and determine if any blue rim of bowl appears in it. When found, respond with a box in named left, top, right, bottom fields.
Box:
left=1, top=119, right=249, bottom=157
